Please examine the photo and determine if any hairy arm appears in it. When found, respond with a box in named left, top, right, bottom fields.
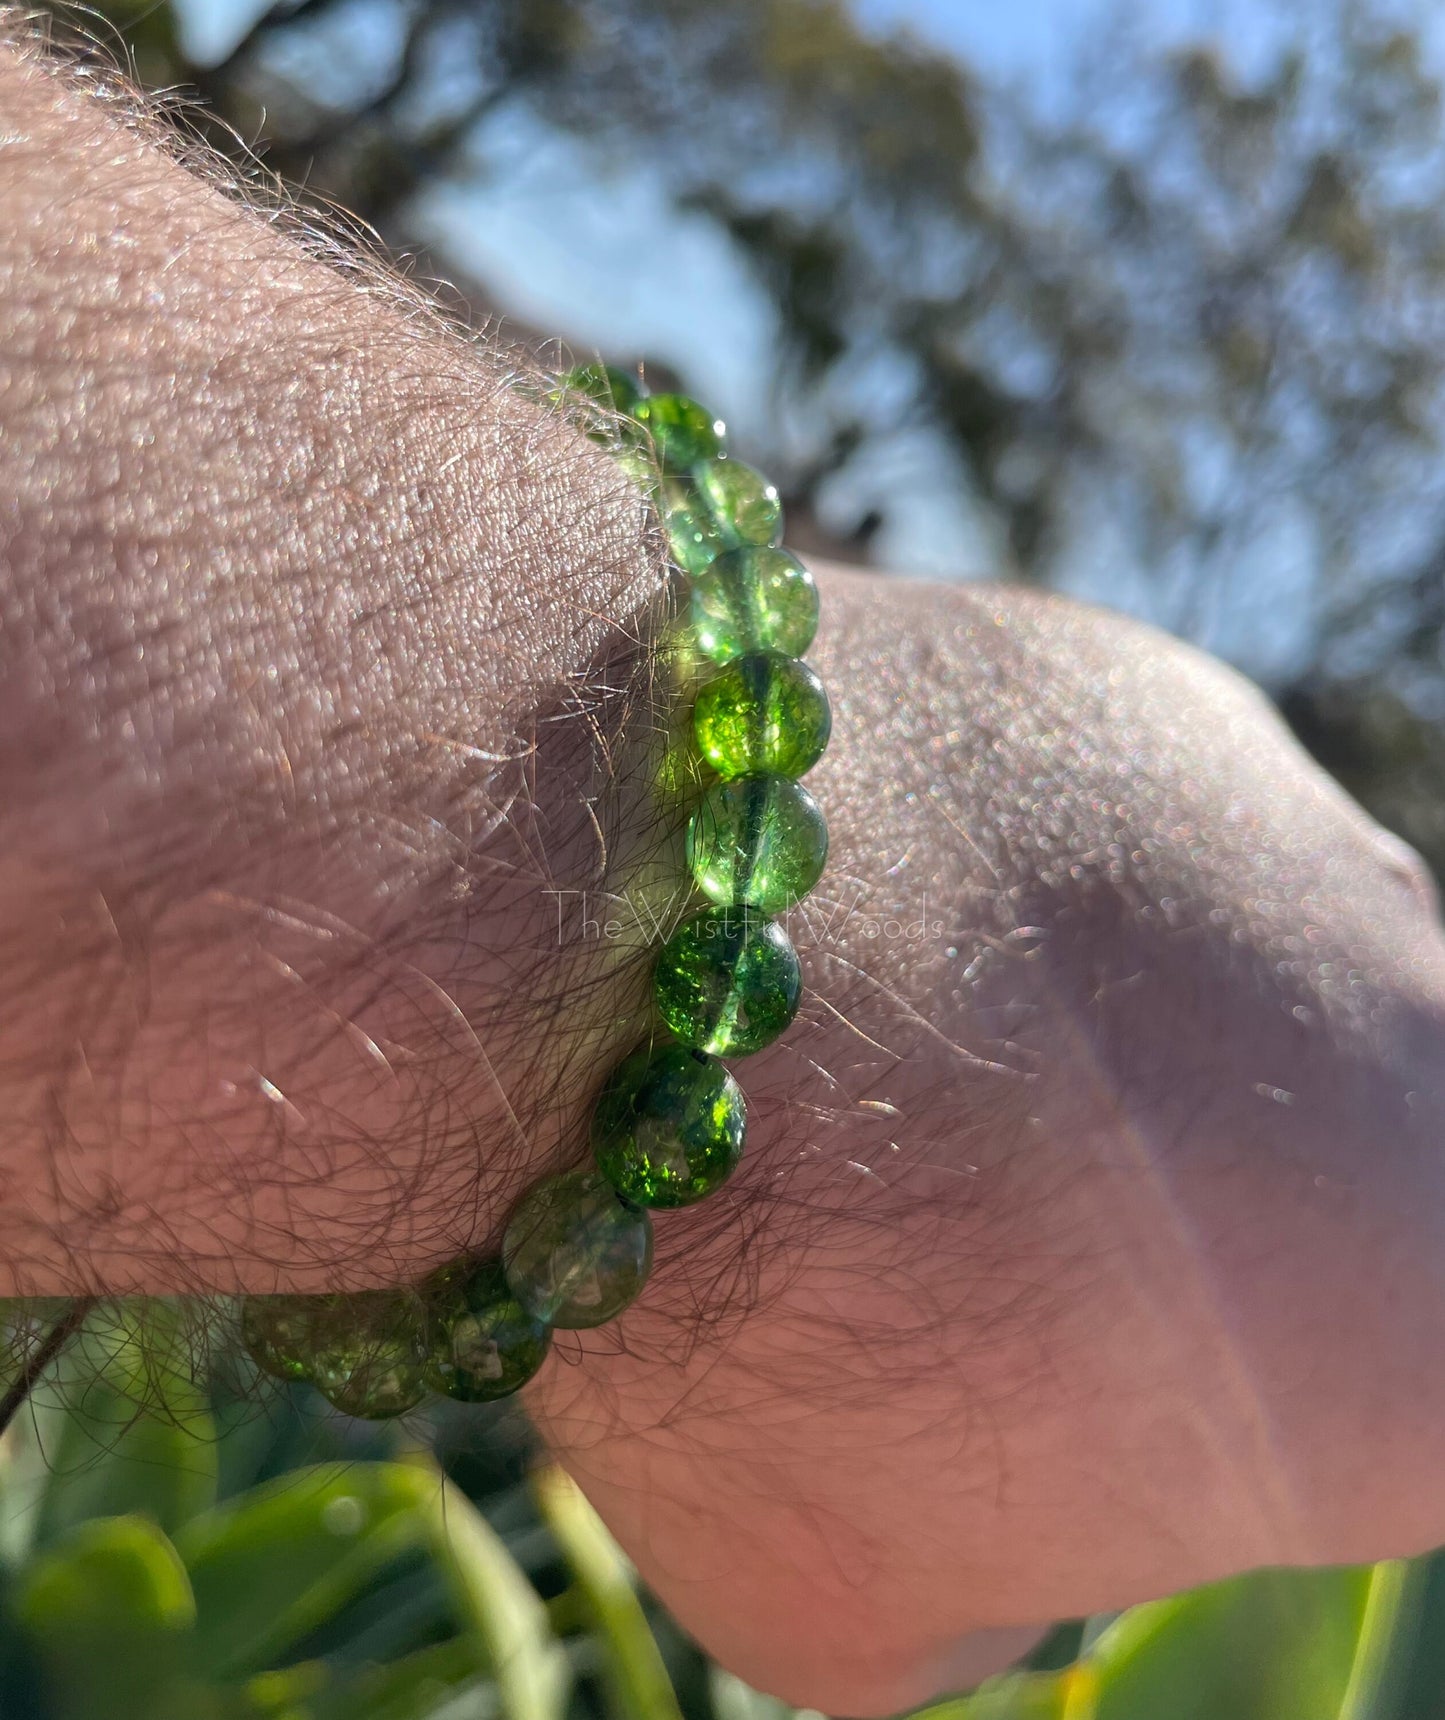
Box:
left=0, top=24, right=668, bottom=1294
left=5, top=23, right=1445, bottom=1715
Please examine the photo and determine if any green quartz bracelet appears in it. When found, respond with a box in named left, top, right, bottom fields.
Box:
left=239, top=364, right=831, bottom=1417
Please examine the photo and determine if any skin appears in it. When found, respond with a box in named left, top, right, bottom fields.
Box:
left=3, top=23, right=1445, bottom=1715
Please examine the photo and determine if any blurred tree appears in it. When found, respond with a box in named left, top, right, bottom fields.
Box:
left=42, top=0, right=1445, bottom=876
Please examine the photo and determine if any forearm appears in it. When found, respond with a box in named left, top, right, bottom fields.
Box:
left=0, top=30, right=664, bottom=1293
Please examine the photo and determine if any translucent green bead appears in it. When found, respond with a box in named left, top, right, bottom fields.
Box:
left=691, top=545, right=819, bottom=664
left=503, top=1170, right=653, bottom=1330
left=634, top=392, right=725, bottom=471
left=423, top=1260, right=551, bottom=1404
left=560, top=361, right=640, bottom=416
left=241, top=1295, right=319, bottom=1385
left=592, top=1043, right=745, bottom=1209
left=243, top=1290, right=428, bottom=1419
left=661, top=476, right=728, bottom=575
left=653, top=907, right=801, bottom=1056
left=687, top=773, right=829, bottom=913
left=694, top=651, right=832, bottom=779
left=312, top=1347, right=427, bottom=1420
left=693, top=457, right=784, bottom=549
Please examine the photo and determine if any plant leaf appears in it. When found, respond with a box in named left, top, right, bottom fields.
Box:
left=533, top=1464, right=683, bottom=1720
left=911, top=1670, right=1077, bottom=1720
left=13, top=1513, right=201, bottom=1720
left=1084, top=1561, right=1408, bottom=1720
left=27, top=1302, right=217, bottom=1548
left=178, top=1457, right=568, bottom=1720
left=177, top=1461, right=427, bottom=1679
left=399, top=1457, right=570, bottom=1720
left=306, top=1635, right=488, bottom=1720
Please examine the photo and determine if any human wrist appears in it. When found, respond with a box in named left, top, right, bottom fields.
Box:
left=0, top=34, right=672, bottom=1294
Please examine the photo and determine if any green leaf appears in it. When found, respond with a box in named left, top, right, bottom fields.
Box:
left=1339, top=1559, right=1418, bottom=1720
left=1083, top=1561, right=1411, bottom=1720
left=28, top=1302, right=217, bottom=1548
left=910, top=1671, right=1074, bottom=1720
left=12, top=1514, right=202, bottom=1720
left=307, top=1636, right=486, bottom=1720
left=401, top=1458, right=570, bottom=1720
left=707, top=1648, right=1073, bottom=1720
left=904, top=1561, right=1417, bottom=1720
left=177, top=1462, right=427, bottom=1679
left=533, top=1464, right=683, bottom=1720
left=237, top=1659, right=331, bottom=1717
left=1383, top=1546, right=1445, bottom=1718
left=178, top=1457, right=568, bottom=1720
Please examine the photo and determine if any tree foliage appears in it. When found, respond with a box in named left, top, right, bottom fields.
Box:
left=59, top=0, right=1445, bottom=873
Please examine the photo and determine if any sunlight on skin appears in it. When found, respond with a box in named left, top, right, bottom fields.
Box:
left=529, top=568, right=1445, bottom=1712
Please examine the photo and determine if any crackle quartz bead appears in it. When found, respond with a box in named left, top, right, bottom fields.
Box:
left=661, top=476, right=728, bottom=575
left=244, top=1291, right=428, bottom=1419
left=634, top=392, right=725, bottom=471
left=693, top=457, right=783, bottom=550
left=654, top=907, right=802, bottom=1057
left=687, top=774, right=829, bottom=913
left=424, top=1260, right=551, bottom=1403
left=661, top=463, right=784, bottom=575
left=691, top=546, right=819, bottom=664
left=592, top=1043, right=745, bottom=1209
left=241, top=1295, right=320, bottom=1385
left=311, top=1345, right=428, bottom=1420
left=503, top=1169, right=653, bottom=1330
left=694, top=651, right=832, bottom=780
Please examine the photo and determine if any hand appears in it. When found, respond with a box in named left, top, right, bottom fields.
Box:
left=531, top=564, right=1445, bottom=1710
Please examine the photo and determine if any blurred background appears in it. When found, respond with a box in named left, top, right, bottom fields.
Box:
left=100, top=0, right=1445, bottom=883
left=5, top=1, right=1445, bottom=1716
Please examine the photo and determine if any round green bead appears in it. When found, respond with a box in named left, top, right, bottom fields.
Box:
left=693, top=457, right=784, bottom=549
left=241, top=1295, right=319, bottom=1385
left=561, top=362, right=640, bottom=415
left=424, top=1260, right=550, bottom=1404
left=694, top=651, right=832, bottom=780
left=653, top=907, right=802, bottom=1057
left=634, top=392, right=725, bottom=471
left=313, top=1295, right=429, bottom=1420
left=687, top=774, right=829, bottom=913
left=592, top=1044, right=745, bottom=1209
left=242, top=1290, right=428, bottom=1419
left=661, top=476, right=727, bottom=575
left=691, top=546, right=819, bottom=664
left=312, top=1348, right=427, bottom=1421
left=503, top=1170, right=654, bottom=1330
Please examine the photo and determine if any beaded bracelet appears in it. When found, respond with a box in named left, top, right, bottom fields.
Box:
left=240, top=366, right=830, bottom=1418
